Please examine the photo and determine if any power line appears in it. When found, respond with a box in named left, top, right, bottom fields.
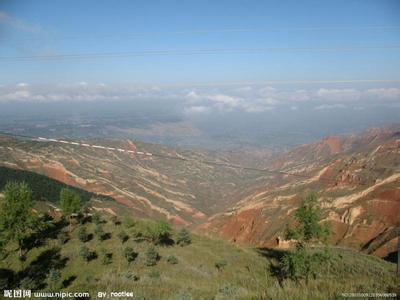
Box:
left=2, top=25, right=400, bottom=42
left=1, top=45, right=400, bottom=62
left=0, top=131, right=369, bottom=186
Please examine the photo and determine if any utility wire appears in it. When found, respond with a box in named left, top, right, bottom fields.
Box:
left=1, top=45, right=400, bottom=62
left=0, top=130, right=372, bottom=186
left=2, top=25, right=399, bottom=42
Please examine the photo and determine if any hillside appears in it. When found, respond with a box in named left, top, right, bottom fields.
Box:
left=0, top=210, right=397, bottom=300
left=0, top=125, right=399, bottom=259
left=0, top=135, right=260, bottom=226
left=197, top=126, right=400, bottom=259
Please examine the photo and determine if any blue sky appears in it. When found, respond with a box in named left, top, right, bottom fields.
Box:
left=1, top=0, right=400, bottom=85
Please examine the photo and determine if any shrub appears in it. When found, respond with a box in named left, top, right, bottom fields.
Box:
left=167, top=255, right=178, bottom=265
left=100, top=248, right=112, bottom=265
left=148, top=270, right=160, bottom=279
left=94, top=224, right=105, bottom=241
left=77, top=226, right=90, bottom=242
left=117, top=230, right=129, bottom=243
left=122, top=216, right=136, bottom=228
left=92, top=213, right=101, bottom=225
left=123, top=247, right=138, bottom=265
left=57, top=231, right=69, bottom=245
left=120, top=271, right=139, bottom=281
left=110, top=215, right=120, bottom=226
left=215, top=260, right=227, bottom=271
left=147, top=220, right=172, bottom=245
left=79, top=245, right=95, bottom=262
left=46, top=268, right=61, bottom=290
left=176, top=228, right=191, bottom=246
left=145, top=245, right=159, bottom=266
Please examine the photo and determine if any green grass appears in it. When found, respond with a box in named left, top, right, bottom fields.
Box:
left=1, top=215, right=398, bottom=300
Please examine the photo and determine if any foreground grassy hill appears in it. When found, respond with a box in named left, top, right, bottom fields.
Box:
left=1, top=211, right=398, bottom=300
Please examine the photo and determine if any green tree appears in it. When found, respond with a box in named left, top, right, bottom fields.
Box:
left=57, top=231, right=69, bottom=245
left=176, top=228, right=192, bottom=246
left=0, top=182, right=40, bottom=259
left=94, top=224, right=105, bottom=241
left=77, top=225, right=90, bottom=242
left=46, top=268, right=61, bottom=290
left=123, top=247, right=138, bottom=265
left=147, top=220, right=172, bottom=245
left=92, top=212, right=101, bottom=225
left=79, top=245, right=93, bottom=262
left=117, top=230, right=129, bottom=243
left=59, top=188, right=82, bottom=231
left=281, top=192, right=331, bottom=284
left=145, top=245, right=159, bottom=266
left=100, top=248, right=112, bottom=265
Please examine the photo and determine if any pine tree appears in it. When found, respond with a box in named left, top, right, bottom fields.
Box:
left=176, top=228, right=192, bottom=246
left=123, top=247, right=138, bottom=265
left=145, top=245, right=159, bottom=266
left=281, top=192, right=331, bottom=284
left=0, top=182, right=40, bottom=259
left=59, top=188, right=82, bottom=231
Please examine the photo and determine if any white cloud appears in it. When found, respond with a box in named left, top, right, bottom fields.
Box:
left=184, top=106, right=210, bottom=114
left=0, top=11, right=41, bottom=33
left=314, top=104, right=347, bottom=110
left=0, top=84, right=399, bottom=113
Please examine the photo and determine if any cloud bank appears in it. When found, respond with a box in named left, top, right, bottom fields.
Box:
left=0, top=83, right=399, bottom=113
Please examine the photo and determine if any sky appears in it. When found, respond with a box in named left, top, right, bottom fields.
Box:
left=0, top=0, right=399, bottom=148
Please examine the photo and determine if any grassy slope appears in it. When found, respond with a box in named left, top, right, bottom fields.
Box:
left=1, top=215, right=398, bottom=300
left=0, top=166, right=113, bottom=204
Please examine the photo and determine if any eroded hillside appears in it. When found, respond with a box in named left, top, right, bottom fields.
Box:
left=196, top=127, right=400, bottom=258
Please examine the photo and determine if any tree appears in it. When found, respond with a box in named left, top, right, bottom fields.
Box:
left=79, top=245, right=94, bottom=262
left=0, top=182, right=40, bottom=259
left=176, top=228, right=191, bottom=246
left=94, top=224, right=105, bottom=241
left=145, top=245, right=159, bottom=266
left=77, top=226, right=90, bottom=242
left=123, top=247, right=138, bottom=265
left=46, top=268, right=61, bottom=290
left=59, top=188, right=82, bottom=231
left=117, top=230, right=129, bottom=243
left=100, top=248, right=112, bottom=265
left=281, top=192, right=331, bottom=284
left=57, top=231, right=69, bottom=245
left=92, top=212, right=101, bottom=225
left=167, top=255, right=178, bottom=265
left=147, top=220, right=172, bottom=245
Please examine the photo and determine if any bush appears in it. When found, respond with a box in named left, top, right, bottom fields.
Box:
left=79, top=245, right=95, bottom=262
left=122, top=216, right=136, bottom=228
left=123, top=247, right=138, bottom=264
left=145, top=246, right=159, bottom=266
left=215, top=260, right=227, bottom=271
left=94, top=224, right=105, bottom=241
left=120, top=271, right=139, bottom=281
left=100, top=248, right=112, bottom=265
left=176, top=228, right=191, bottom=246
left=57, top=231, right=69, bottom=245
left=117, top=230, right=129, bottom=243
left=92, top=213, right=101, bottom=225
left=110, top=215, right=120, bottom=226
left=46, top=268, right=61, bottom=290
left=147, top=220, right=172, bottom=245
left=148, top=270, right=160, bottom=279
left=167, top=255, right=178, bottom=265
left=77, top=226, right=90, bottom=242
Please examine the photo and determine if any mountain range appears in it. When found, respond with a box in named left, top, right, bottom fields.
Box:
left=0, top=125, right=398, bottom=259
